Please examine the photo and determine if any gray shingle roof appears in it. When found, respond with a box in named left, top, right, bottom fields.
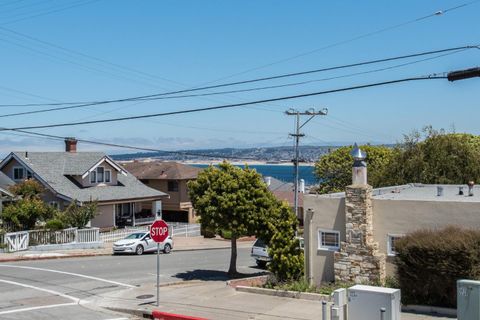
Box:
left=121, top=161, right=201, bottom=180
left=0, top=171, right=14, bottom=197
left=11, top=152, right=166, bottom=203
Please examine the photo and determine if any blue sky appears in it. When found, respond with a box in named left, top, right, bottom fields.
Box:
left=0, top=0, right=479, bottom=154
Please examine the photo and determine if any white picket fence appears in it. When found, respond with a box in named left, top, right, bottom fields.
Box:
left=3, top=231, right=29, bottom=252
left=100, top=223, right=201, bottom=242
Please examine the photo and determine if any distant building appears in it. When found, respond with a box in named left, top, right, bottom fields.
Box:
left=0, top=139, right=166, bottom=228
left=122, top=161, right=202, bottom=223
left=304, top=144, right=480, bottom=285
left=264, top=176, right=304, bottom=223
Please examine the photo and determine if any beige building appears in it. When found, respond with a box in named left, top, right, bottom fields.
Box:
left=121, top=161, right=201, bottom=223
left=304, top=145, right=480, bottom=285
left=0, top=139, right=167, bottom=228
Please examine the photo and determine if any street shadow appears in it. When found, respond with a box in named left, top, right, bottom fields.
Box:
left=173, top=269, right=268, bottom=281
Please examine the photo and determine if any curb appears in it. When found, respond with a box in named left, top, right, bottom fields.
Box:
left=402, top=304, right=457, bottom=317
left=0, top=245, right=249, bottom=262
left=235, top=285, right=330, bottom=302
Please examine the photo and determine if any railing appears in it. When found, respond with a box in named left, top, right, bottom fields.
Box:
left=100, top=226, right=150, bottom=242
left=28, top=227, right=100, bottom=246
left=29, top=227, right=77, bottom=245
left=77, top=228, right=100, bottom=243
left=4, top=231, right=29, bottom=252
left=99, top=223, right=201, bottom=242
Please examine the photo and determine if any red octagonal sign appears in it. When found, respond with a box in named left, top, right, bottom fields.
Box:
left=150, top=219, right=169, bottom=243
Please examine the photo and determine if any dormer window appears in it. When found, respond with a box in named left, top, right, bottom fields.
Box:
left=13, top=167, right=32, bottom=180
left=90, top=166, right=112, bottom=184
left=97, top=167, right=104, bottom=182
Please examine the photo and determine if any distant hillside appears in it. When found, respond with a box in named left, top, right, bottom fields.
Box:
left=111, top=145, right=338, bottom=162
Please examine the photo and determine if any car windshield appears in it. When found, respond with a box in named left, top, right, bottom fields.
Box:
left=253, top=239, right=267, bottom=248
left=124, top=233, right=145, bottom=240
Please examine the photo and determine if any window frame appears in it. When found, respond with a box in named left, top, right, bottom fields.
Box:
left=13, top=167, right=25, bottom=180
left=168, top=180, right=179, bottom=192
left=48, top=201, right=59, bottom=210
left=90, top=170, right=97, bottom=183
left=318, top=229, right=340, bottom=251
left=105, top=169, right=111, bottom=183
left=387, top=234, right=404, bottom=256
left=96, top=166, right=105, bottom=183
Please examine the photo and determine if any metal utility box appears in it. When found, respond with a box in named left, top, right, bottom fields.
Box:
left=458, top=279, right=480, bottom=320
left=348, top=285, right=401, bottom=320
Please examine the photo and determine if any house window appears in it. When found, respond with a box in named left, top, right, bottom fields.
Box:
left=318, top=229, right=340, bottom=251
left=90, top=171, right=96, bottom=183
left=387, top=234, right=404, bottom=256
left=13, top=167, right=25, bottom=180
left=168, top=180, right=179, bottom=192
left=49, top=201, right=59, bottom=210
left=105, top=170, right=111, bottom=183
left=97, top=167, right=105, bottom=183
left=26, top=171, right=33, bottom=179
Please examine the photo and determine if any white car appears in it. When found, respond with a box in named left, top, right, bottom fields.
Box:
left=113, top=232, right=173, bottom=255
left=251, top=237, right=304, bottom=268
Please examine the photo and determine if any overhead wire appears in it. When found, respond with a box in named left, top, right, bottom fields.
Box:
left=0, top=75, right=448, bottom=132
left=0, top=45, right=476, bottom=109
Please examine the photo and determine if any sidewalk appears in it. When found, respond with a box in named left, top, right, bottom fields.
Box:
left=96, top=281, right=455, bottom=320
left=0, top=236, right=254, bottom=262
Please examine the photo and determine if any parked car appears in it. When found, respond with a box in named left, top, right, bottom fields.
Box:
left=113, top=232, right=173, bottom=255
left=251, top=238, right=271, bottom=268
left=251, top=237, right=304, bottom=268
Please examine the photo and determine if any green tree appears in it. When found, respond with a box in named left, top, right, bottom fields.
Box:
left=314, top=145, right=395, bottom=193
left=8, top=179, right=44, bottom=199
left=386, top=128, right=480, bottom=185
left=188, top=161, right=281, bottom=276
left=267, top=203, right=304, bottom=281
left=1, top=198, right=56, bottom=231
left=59, top=201, right=98, bottom=229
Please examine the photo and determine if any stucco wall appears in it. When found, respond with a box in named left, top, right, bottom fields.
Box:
left=304, top=195, right=345, bottom=285
left=144, top=179, right=190, bottom=211
left=373, top=199, right=480, bottom=275
left=91, top=204, right=114, bottom=228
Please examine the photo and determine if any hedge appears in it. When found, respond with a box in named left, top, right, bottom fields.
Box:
left=395, top=226, right=480, bottom=308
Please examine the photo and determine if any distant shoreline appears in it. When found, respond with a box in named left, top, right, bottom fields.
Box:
left=180, top=160, right=315, bottom=166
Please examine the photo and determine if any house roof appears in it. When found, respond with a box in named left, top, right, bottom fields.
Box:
left=121, top=161, right=202, bottom=180
left=3, top=152, right=166, bottom=203
left=263, top=176, right=303, bottom=208
left=314, top=183, right=480, bottom=203
left=0, top=171, right=14, bottom=197
left=265, top=176, right=294, bottom=192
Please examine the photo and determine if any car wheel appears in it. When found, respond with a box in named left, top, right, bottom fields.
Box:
left=135, top=245, right=144, bottom=255
left=256, top=260, right=267, bottom=268
left=163, top=243, right=172, bottom=254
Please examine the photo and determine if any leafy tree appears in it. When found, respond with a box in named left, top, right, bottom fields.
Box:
left=59, top=201, right=98, bottom=229
left=188, top=161, right=281, bottom=276
left=8, top=179, right=44, bottom=199
left=314, top=145, right=395, bottom=193
left=386, top=128, right=480, bottom=185
left=267, top=203, right=304, bottom=281
left=1, top=198, right=56, bottom=231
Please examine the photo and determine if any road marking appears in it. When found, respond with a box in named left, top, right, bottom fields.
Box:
left=0, top=302, right=77, bottom=315
left=0, top=278, right=80, bottom=315
left=0, top=264, right=136, bottom=288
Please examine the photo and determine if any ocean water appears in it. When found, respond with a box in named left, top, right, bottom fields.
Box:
left=191, top=164, right=317, bottom=186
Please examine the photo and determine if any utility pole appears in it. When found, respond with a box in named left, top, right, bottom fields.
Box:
left=286, top=108, right=328, bottom=222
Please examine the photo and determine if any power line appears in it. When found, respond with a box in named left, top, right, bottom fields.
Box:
left=191, top=0, right=480, bottom=85
left=0, top=45, right=475, bottom=110
left=0, top=46, right=474, bottom=119
left=0, top=75, right=448, bottom=131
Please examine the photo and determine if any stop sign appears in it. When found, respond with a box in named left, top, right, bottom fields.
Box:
left=150, top=220, right=169, bottom=243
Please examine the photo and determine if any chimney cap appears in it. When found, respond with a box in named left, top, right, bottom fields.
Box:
left=350, top=143, right=367, bottom=160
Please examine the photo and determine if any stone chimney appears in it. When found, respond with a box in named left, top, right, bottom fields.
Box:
left=351, top=143, right=367, bottom=185
left=65, top=137, right=77, bottom=153
left=334, top=144, right=386, bottom=284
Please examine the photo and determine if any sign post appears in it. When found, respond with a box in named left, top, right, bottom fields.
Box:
left=150, top=219, right=169, bottom=307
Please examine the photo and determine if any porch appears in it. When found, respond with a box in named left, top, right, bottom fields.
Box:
left=114, top=200, right=162, bottom=227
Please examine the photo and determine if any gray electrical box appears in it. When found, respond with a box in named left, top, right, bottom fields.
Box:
left=348, top=285, right=401, bottom=320
left=458, top=279, right=480, bottom=320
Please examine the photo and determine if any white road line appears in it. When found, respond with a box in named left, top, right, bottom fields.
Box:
left=0, top=264, right=136, bottom=288
left=0, top=278, right=80, bottom=303
left=0, top=302, right=77, bottom=315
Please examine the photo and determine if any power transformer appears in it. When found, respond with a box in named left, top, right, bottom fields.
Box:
left=347, top=285, right=401, bottom=320
left=458, top=279, right=480, bottom=320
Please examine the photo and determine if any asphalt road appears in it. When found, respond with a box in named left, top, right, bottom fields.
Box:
left=0, top=247, right=260, bottom=320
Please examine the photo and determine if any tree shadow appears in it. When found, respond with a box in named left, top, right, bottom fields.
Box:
left=173, top=269, right=268, bottom=281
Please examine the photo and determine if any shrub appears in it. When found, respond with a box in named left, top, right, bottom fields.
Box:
left=395, top=226, right=480, bottom=308
left=1, top=198, right=56, bottom=231
left=61, top=201, right=98, bottom=228
left=45, top=219, right=65, bottom=231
